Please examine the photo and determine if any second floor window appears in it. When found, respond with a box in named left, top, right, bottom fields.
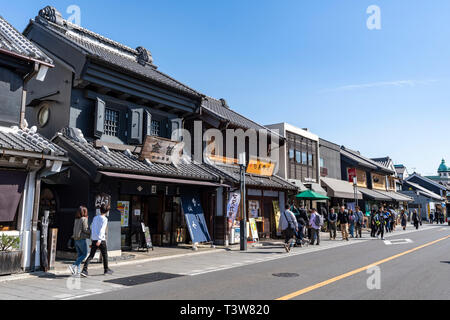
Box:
left=104, top=108, right=119, bottom=137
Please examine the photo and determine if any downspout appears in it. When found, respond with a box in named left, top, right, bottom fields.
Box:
left=29, top=164, right=47, bottom=272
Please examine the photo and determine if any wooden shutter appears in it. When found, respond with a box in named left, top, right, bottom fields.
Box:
left=160, top=118, right=171, bottom=139
left=94, top=97, right=106, bottom=138
left=128, top=107, right=144, bottom=144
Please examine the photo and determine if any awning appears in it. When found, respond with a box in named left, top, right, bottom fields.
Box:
left=374, top=190, right=413, bottom=202
left=100, top=171, right=228, bottom=187
left=0, top=170, right=27, bottom=222
left=321, top=177, right=362, bottom=200
left=359, top=188, right=392, bottom=201
left=304, top=182, right=327, bottom=196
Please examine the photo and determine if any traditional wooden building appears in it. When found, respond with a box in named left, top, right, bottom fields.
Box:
left=23, top=6, right=226, bottom=256
left=0, top=15, right=67, bottom=272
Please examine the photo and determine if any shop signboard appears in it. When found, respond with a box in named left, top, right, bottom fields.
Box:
left=141, top=222, right=153, bottom=251
left=248, top=200, right=260, bottom=218
left=181, top=194, right=211, bottom=243
left=246, top=158, right=275, bottom=177
left=48, top=228, right=58, bottom=270
left=117, top=201, right=130, bottom=227
left=95, top=193, right=111, bottom=215
left=249, top=218, right=259, bottom=240
left=272, top=200, right=281, bottom=236
left=347, top=168, right=357, bottom=183
left=139, top=135, right=184, bottom=165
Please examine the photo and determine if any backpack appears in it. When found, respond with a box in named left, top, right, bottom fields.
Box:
left=315, top=214, right=323, bottom=226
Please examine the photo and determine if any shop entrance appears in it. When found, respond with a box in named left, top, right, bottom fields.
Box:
left=118, top=193, right=187, bottom=251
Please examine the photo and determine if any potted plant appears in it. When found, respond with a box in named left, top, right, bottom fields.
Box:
left=0, top=234, right=23, bottom=275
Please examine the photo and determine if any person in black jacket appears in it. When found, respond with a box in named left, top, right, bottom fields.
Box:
left=320, top=206, right=328, bottom=232
left=328, top=208, right=338, bottom=240
left=337, top=206, right=349, bottom=241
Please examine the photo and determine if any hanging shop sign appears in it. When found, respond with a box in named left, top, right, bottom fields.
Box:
left=248, top=200, right=260, bottom=218
left=181, top=193, right=211, bottom=243
left=139, top=135, right=184, bottom=165
left=246, top=158, right=275, bottom=176
left=372, top=173, right=387, bottom=190
left=95, top=193, right=111, bottom=215
left=117, top=201, right=130, bottom=227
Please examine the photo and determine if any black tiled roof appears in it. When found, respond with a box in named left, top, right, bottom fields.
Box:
left=31, top=7, right=200, bottom=97
left=0, top=127, right=66, bottom=156
left=202, top=97, right=281, bottom=135
left=0, top=16, right=52, bottom=65
left=204, top=162, right=298, bottom=191
left=55, top=130, right=220, bottom=182
left=341, top=147, right=394, bottom=174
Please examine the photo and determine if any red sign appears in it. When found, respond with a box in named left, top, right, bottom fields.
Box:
left=347, top=168, right=357, bottom=183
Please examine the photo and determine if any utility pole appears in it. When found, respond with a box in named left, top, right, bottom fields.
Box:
left=239, top=152, right=247, bottom=251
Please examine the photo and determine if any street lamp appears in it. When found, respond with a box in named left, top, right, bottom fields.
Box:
left=353, top=176, right=359, bottom=208
left=239, top=152, right=247, bottom=251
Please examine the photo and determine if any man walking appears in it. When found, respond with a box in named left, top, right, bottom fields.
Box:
left=376, top=208, right=385, bottom=240
left=280, top=204, right=298, bottom=253
left=412, top=209, right=420, bottom=230
left=354, top=206, right=364, bottom=238
left=309, top=208, right=322, bottom=245
left=328, top=208, right=338, bottom=240
left=81, top=204, right=114, bottom=277
left=338, top=206, right=349, bottom=241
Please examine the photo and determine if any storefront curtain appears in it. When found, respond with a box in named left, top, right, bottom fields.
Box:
left=0, top=170, right=27, bottom=222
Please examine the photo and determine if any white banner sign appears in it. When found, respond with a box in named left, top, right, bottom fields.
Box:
left=227, top=192, right=241, bottom=223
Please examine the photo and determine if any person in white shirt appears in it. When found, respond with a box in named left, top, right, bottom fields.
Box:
left=279, top=204, right=298, bottom=253
left=81, top=204, right=113, bottom=277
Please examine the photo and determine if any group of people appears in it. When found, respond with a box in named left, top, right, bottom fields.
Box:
left=69, top=204, right=114, bottom=277
left=430, top=211, right=446, bottom=224
left=280, top=204, right=418, bottom=251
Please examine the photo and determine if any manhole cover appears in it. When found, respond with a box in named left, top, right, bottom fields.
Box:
left=104, top=272, right=184, bottom=286
left=272, top=273, right=299, bottom=278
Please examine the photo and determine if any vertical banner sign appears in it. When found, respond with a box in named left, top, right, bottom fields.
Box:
left=347, top=168, right=357, bottom=184
left=272, top=200, right=281, bottom=236
left=249, top=218, right=259, bottom=240
left=117, top=201, right=130, bottom=227
left=227, top=192, right=241, bottom=228
left=181, top=193, right=211, bottom=243
left=48, top=228, right=58, bottom=270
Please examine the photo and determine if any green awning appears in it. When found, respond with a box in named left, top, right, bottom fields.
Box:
left=296, top=190, right=330, bottom=200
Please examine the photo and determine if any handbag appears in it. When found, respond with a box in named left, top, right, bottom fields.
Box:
left=67, top=237, right=75, bottom=249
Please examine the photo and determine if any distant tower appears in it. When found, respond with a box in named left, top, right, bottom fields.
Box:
left=438, top=159, right=450, bottom=177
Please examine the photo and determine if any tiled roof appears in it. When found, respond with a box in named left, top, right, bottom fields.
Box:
left=0, top=126, right=66, bottom=156
left=341, top=147, right=394, bottom=174
left=201, top=96, right=281, bottom=135
left=0, top=16, right=52, bottom=65
left=31, top=7, right=199, bottom=97
left=55, top=129, right=220, bottom=181
left=204, top=162, right=298, bottom=191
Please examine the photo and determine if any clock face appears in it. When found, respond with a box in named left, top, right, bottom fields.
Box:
left=38, top=103, right=50, bottom=127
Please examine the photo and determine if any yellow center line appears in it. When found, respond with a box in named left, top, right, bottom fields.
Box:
left=276, top=235, right=450, bottom=300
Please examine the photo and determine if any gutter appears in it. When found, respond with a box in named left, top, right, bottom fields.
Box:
left=0, top=148, right=68, bottom=162
left=0, top=47, right=54, bottom=68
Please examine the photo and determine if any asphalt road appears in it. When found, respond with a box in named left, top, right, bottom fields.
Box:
left=81, top=225, right=450, bottom=300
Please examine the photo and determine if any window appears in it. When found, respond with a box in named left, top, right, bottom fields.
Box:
left=150, top=120, right=161, bottom=136
left=320, top=157, right=324, bottom=168
left=289, top=149, right=294, bottom=160
left=302, top=152, right=307, bottom=164
left=308, top=154, right=313, bottom=166
left=296, top=151, right=301, bottom=163
left=104, top=109, right=119, bottom=137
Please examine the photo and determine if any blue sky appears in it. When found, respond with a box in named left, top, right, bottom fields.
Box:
left=3, top=0, right=450, bottom=175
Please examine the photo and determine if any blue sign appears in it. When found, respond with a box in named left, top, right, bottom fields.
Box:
left=181, top=193, right=211, bottom=243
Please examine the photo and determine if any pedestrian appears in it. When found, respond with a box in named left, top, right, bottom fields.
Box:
left=337, top=206, right=349, bottom=241
left=401, top=209, right=407, bottom=231
left=412, top=209, right=419, bottom=230
left=309, top=208, right=323, bottom=245
left=280, top=204, right=298, bottom=253
left=430, top=212, right=434, bottom=224
left=370, top=210, right=377, bottom=238
left=348, top=210, right=355, bottom=238
left=69, top=206, right=91, bottom=276
left=440, top=212, right=445, bottom=224
left=320, top=205, right=328, bottom=233
left=295, top=209, right=306, bottom=247
left=328, top=208, right=338, bottom=240
left=354, top=206, right=363, bottom=238
left=375, top=208, right=385, bottom=240
left=384, top=209, right=391, bottom=233
left=81, top=203, right=114, bottom=277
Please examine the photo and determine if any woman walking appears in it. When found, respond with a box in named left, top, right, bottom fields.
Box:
left=69, top=206, right=90, bottom=275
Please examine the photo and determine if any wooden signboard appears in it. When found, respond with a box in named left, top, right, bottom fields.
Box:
left=48, top=228, right=58, bottom=270
left=139, top=135, right=183, bottom=164
left=141, top=223, right=153, bottom=251
left=246, top=159, right=275, bottom=177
